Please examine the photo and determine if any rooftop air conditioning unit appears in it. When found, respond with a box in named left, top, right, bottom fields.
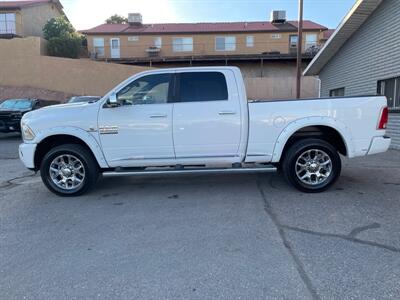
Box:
left=270, top=10, right=286, bottom=24
left=128, top=13, right=143, bottom=25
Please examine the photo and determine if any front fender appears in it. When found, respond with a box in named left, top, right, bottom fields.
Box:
left=33, top=126, right=109, bottom=168
left=271, top=116, right=354, bottom=162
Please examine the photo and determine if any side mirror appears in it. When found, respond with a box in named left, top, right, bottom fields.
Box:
left=109, top=92, right=118, bottom=105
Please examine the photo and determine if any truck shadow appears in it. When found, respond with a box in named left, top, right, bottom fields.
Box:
left=0, top=132, right=21, bottom=140
left=94, top=172, right=279, bottom=193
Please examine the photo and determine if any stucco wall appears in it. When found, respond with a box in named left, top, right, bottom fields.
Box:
left=0, top=55, right=151, bottom=96
left=245, top=76, right=319, bottom=100
left=0, top=36, right=47, bottom=56
left=150, top=60, right=310, bottom=79
left=20, top=3, right=63, bottom=38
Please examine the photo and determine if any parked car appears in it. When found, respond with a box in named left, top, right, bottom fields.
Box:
left=0, top=98, right=58, bottom=133
left=67, top=96, right=101, bottom=104
left=19, top=67, right=391, bottom=196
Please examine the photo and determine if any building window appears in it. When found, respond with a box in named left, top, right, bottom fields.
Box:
left=128, top=36, right=139, bottom=42
left=93, top=38, right=105, bottom=57
left=0, top=13, right=16, bottom=34
left=271, top=33, right=282, bottom=39
left=305, top=33, right=318, bottom=50
left=215, top=36, right=236, bottom=51
left=378, top=77, right=400, bottom=109
left=289, top=35, right=298, bottom=48
left=173, top=37, right=193, bottom=52
left=329, top=87, right=345, bottom=97
left=154, top=37, right=162, bottom=49
left=246, top=36, right=254, bottom=47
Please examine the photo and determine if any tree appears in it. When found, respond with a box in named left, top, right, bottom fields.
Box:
left=105, top=14, right=128, bottom=24
left=43, top=17, right=81, bottom=59
left=43, top=16, right=74, bottom=40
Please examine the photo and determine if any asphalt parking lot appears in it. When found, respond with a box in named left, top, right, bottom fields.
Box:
left=1, top=133, right=400, bottom=300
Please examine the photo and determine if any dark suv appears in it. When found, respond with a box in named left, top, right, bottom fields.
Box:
left=0, top=99, right=58, bottom=133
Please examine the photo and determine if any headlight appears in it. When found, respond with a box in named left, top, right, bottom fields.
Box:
left=21, top=122, right=35, bottom=141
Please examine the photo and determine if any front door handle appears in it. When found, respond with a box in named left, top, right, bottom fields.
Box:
left=219, top=111, right=236, bottom=115
left=149, top=114, right=167, bottom=118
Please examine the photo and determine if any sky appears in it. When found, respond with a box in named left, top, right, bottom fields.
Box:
left=58, top=0, right=356, bottom=31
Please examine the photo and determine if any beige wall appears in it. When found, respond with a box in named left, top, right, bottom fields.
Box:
left=87, top=31, right=324, bottom=59
left=0, top=36, right=47, bottom=56
left=20, top=3, right=63, bottom=38
left=0, top=56, right=318, bottom=100
left=0, top=55, right=151, bottom=96
left=0, top=36, right=317, bottom=100
left=245, top=77, right=319, bottom=100
left=0, top=4, right=62, bottom=38
left=150, top=60, right=310, bottom=79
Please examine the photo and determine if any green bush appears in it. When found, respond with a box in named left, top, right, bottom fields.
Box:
left=43, top=17, right=81, bottom=59
left=47, top=34, right=81, bottom=59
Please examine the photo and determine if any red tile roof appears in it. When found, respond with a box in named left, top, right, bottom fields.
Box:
left=82, top=20, right=327, bottom=35
left=322, top=29, right=335, bottom=40
left=0, top=0, right=62, bottom=9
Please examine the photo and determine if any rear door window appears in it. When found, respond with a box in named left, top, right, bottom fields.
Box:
left=177, top=72, right=228, bottom=102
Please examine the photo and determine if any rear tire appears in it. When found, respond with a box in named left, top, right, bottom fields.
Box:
left=282, top=138, right=341, bottom=193
left=40, top=144, right=99, bottom=197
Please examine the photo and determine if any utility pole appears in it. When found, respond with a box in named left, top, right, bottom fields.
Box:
left=296, top=0, right=304, bottom=99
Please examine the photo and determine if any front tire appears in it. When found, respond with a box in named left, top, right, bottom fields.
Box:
left=40, top=144, right=99, bottom=197
left=282, top=138, right=341, bottom=193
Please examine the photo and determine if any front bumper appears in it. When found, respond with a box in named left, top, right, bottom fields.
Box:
left=19, top=143, right=37, bottom=169
left=0, top=119, right=21, bottom=132
left=367, top=136, right=391, bottom=155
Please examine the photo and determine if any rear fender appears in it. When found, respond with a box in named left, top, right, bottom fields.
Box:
left=271, top=117, right=353, bottom=162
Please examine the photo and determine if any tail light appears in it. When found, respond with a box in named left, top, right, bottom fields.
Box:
left=377, top=106, right=389, bottom=130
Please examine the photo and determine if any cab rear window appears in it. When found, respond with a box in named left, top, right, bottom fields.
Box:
left=178, top=72, right=228, bottom=102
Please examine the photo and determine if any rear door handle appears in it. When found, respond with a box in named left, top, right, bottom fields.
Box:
left=149, top=114, right=167, bottom=118
left=218, top=111, right=236, bottom=115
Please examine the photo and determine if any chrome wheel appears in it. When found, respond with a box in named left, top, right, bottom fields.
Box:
left=49, top=154, right=85, bottom=190
left=295, top=149, right=332, bottom=186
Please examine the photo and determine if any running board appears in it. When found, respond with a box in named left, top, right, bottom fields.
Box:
left=102, top=165, right=277, bottom=177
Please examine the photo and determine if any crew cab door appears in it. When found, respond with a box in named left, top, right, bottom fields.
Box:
left=172, top=70, right=242, bottom=163
left=98, top=73, right=175, bottom=167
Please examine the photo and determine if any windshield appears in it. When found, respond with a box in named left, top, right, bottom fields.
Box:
left=0, top=99, right=32, bottom=109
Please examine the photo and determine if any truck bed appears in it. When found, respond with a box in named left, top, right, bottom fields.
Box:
left=245, top=95, right=388, bottom=163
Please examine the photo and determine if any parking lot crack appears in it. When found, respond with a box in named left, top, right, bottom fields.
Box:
left=257, top=179, right=321, bottom=300
left=281, top=225, right=400, bottom=254
left=0, top=173, right=36, bottom=190
left=348, top=223, right=381, bottom=238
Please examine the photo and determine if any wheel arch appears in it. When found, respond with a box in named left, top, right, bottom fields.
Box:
left=271, top=117, right=352, bottom=163
left=33, top=128, right=108, bottom=170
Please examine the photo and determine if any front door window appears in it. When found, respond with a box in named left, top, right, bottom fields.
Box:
left=116, top=74, right=172, bottom=105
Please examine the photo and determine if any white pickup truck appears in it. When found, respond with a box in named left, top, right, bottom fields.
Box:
left=19, top=67, right=391, bottom=196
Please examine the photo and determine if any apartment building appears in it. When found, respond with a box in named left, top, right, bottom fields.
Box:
left=0, top=0, right=65, bottom=39
left=82, top=12, right=329, bottom=78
